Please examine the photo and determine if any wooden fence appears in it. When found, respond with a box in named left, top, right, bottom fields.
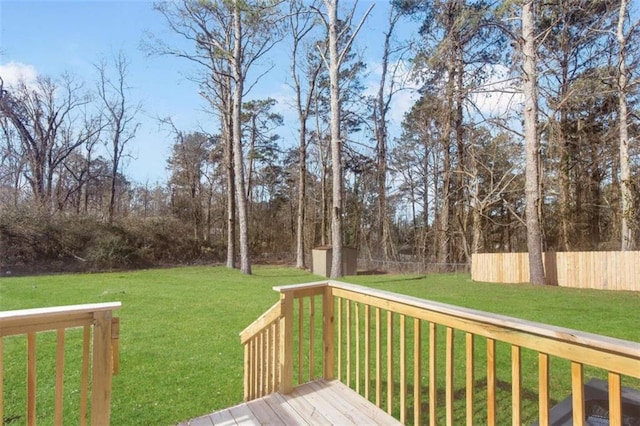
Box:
left=471, top=251, right=640, bottom=291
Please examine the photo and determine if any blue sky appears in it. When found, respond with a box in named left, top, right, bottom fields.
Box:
left=0, top=0, right=419, bottom=185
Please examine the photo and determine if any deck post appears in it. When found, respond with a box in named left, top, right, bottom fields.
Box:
left=91, top=310, right=113, bottom=425
left=279, top=290, right=294, bottom=394
left=323, top=283, right=335, bottom=380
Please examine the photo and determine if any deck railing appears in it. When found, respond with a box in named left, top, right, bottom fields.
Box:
left=240, top=280, right=640, bottom=425
left=0, top=302, right=121, bottom=425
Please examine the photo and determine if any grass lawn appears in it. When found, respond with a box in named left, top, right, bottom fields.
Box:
left=1, top=266, right=638, bottom=425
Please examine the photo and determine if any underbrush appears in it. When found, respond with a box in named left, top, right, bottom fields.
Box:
left=0, top=209, right=224, bottom=274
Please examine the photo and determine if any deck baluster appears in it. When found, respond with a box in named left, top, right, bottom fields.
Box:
left=608, top=372, right=622, bottom=424
left=413, top=318, right=422, bottom=426
left=236, top=280, right=640, bottom=426
left=466, top=333, right=475, bottom=426
left=571, top=362, right=585, bottom=426
left=487, top=338, right=496, bottom=426
left=1, top=303, right=120, bottom=425
left=511, top=345, right=522, bottom=426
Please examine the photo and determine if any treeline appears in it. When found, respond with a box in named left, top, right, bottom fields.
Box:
left=0, top=0, right=638, bottom=275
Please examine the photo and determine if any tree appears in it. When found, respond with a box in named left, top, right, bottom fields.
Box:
left=288, top=0, right=322, bottom=269
left=538, top=0, right=618, bottom=250
left=0, top=73, right=102, bottom=212
left=463, top=129, right=521, bottom=256
left=95, top=53, right=141, bottom=222
left=399, top=0, right=506, bottom=266
left=318, top=0, right=372, bottom=278
left=325, top=0, right=343, bottom=277
left=551, top=69, right=618, bottom=249
left=393, top=93, right=447, bottom=259
left=241, top=98, right=283, bottom=203
left=167, top=131, right=215, bottom=240
left=154, top=0, right=283, bottom=274
left=370, top=3, right=407, bottom=261
left=521, top=1, right=546, bottom=285
left=306, top=14, right=368, bottom=251
left=229, top=0, right=284, bottom=274
left=617, top=0, right=637, bottom=250
left=0, top=100, right=27, bottom=208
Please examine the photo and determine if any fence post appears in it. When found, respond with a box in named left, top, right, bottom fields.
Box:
left=91, top=310, right=113, bottom=425
left=279, top=290, right=294, bottom=394
left=323, top=283, right=335, bottom=380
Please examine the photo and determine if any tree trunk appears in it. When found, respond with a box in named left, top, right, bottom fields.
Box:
left=374, top=7, right=398, bottom=261
left=315, top=97, right=328, bottom=247
left=224, top=81, right=236, bottom=269
left=552, top=10, right=573, bottom=252
left=522, top=1, right=546, bottom=285
left=469, top=143, right=482, bottom=255
left=296, top=120, right=307, bottom=268
left=233, top=0, right=251, bottom=274
left=437, top=67, right=454, bottom=268
left=290, top=10, right=321, bottom=269
left=454, top=39, right=467, bottom=265
left=205, top=184, right=213, bottom=243
left=320, top=153, right=328, bottom=246
left=431, top=149, right=439, bottom=260
left=326, top=0, right=343, bottom=278
left=618, top=0, right=635, bottom=251
left=108, top=142, right=119, bottom=223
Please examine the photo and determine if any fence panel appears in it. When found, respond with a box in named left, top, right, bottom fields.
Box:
left=472, top=251, right=640, bottom=291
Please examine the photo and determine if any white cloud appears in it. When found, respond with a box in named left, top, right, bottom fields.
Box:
left=365, top=58, right=420, bottom=126
left=0, top=61, right=38, bottom=89
left=367, top=61, right=523, bottom=124
left=470, top=64, right=523, bottom=119
left=389, top=88, right=419, bottom=125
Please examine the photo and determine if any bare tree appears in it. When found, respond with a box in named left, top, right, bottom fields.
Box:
left=0, top=84, right=28, bottom=208
left=289, top=0, right=322, bottom=269
left=95, top=53, right=141, bottom=222
left=521, top=1, right=546, bottom=285
left=242, top=98, right=282, bottom=204
left=463, top=129, right=521, bottom=256
left=167, top=130, right=214, bottom=240
left=229, top=0, right=284, bottom=274
left=537, top=1, right=619, bottom=251
left=153, top=0, right=283, bottom=274
left=0, top=74, right=101, bottom=212
left=617, top=0, right=637, bottom=250
left=371, top=3, right=407, bottom=261
left=152, top=0, right=237, bottom=268
left=320, top=0, right=372, bottom=278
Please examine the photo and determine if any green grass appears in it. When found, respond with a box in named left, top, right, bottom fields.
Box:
left=1, top=266, right=318, bottom=425
left=1, top=267, right=638, bottom=425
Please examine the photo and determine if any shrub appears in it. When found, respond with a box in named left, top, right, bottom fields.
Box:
left=0, top=209, right=224, bottom=274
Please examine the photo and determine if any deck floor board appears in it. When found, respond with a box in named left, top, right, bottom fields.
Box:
left=177, top=379, right=402, bottom=426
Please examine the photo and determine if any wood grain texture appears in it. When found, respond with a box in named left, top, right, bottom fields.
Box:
left=472, top=251, right=640, bottom=291
left=237, top=280, right=639, bottom=426
left=180, top=379, right=401, bottom=425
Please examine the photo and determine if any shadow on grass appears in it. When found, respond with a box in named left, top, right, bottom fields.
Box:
left=356, top=269, right=388, bottom=276
left=353, top=275, right=429, bottom=284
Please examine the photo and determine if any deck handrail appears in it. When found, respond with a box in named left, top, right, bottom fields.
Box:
left=240, top=280, right=640, bottom=425
left=328, top=281, right=639, bottom=374
left=240, top=301, right=281, bottom=344
left=1, top=302, right=121, bottom=425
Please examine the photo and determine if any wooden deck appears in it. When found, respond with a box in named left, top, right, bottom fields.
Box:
left=177, top=379, right=402, bottom=425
